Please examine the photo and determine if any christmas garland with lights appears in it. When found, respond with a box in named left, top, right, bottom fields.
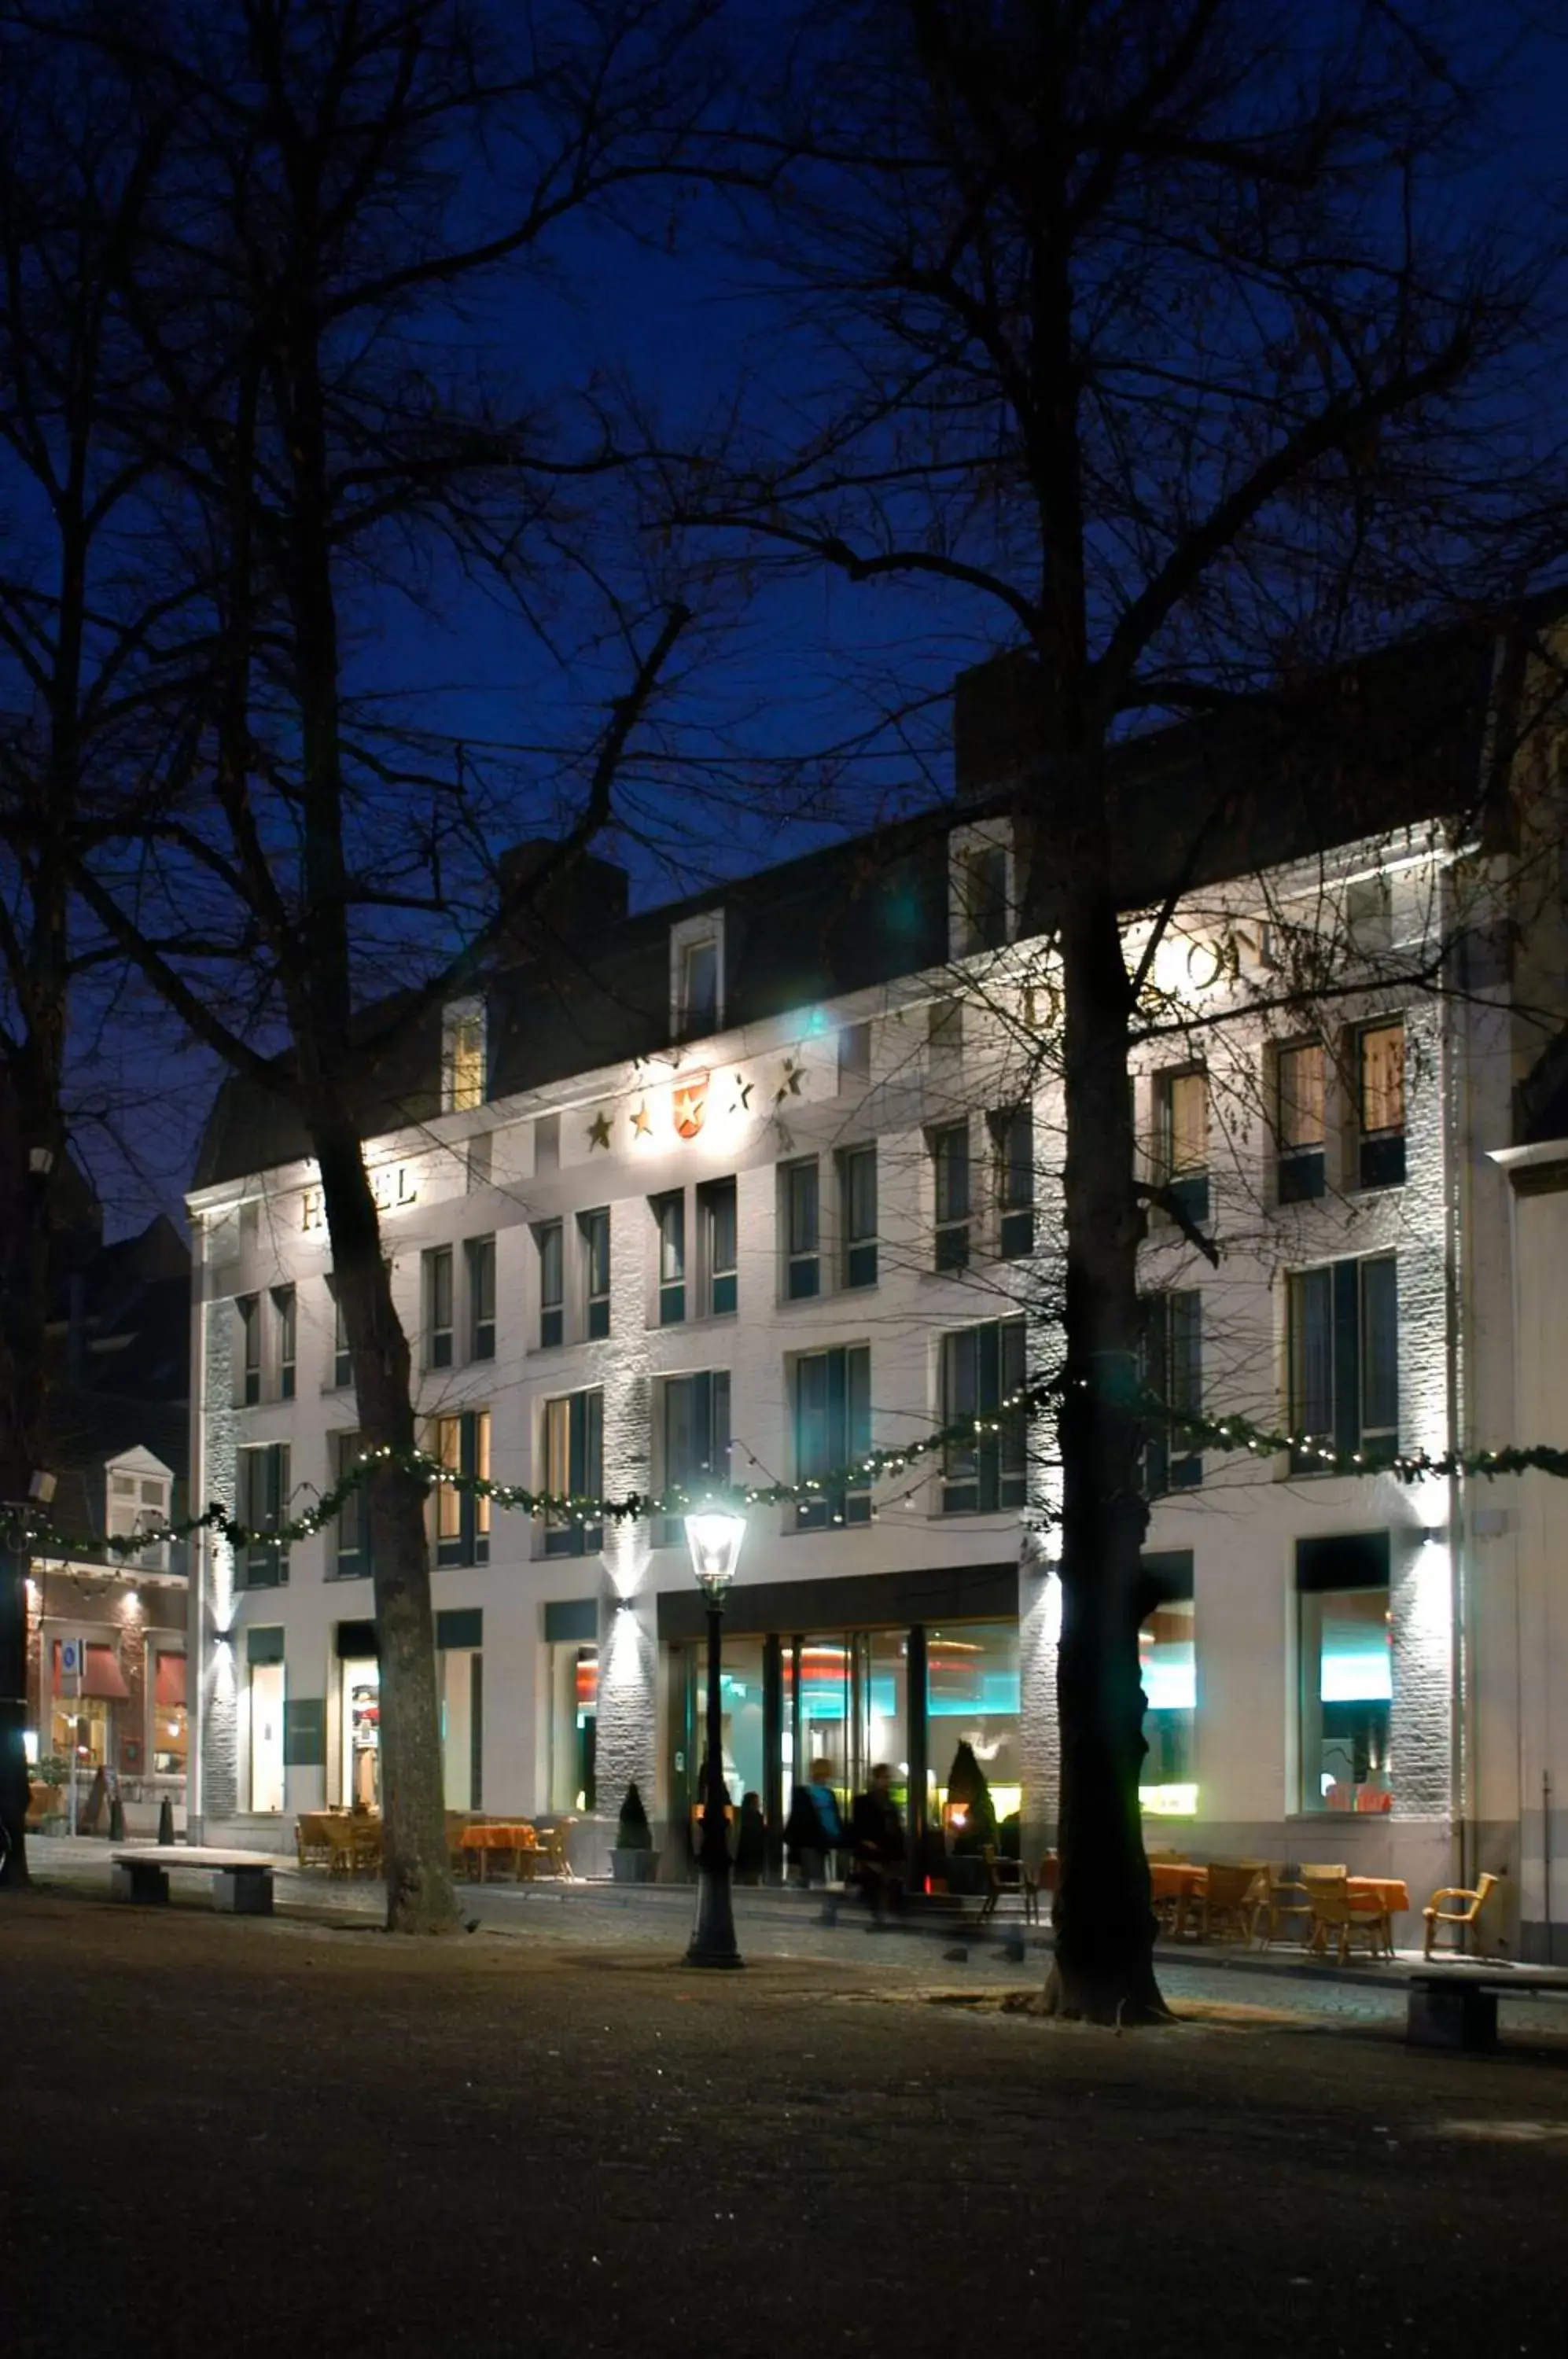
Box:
left=10, top=1376, right=1566, bottom=1566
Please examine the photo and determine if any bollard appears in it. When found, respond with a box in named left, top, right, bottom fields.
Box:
left=108, top=1794, right=127, bottom=1842
left=157, top=1796, right=175, bottom=1846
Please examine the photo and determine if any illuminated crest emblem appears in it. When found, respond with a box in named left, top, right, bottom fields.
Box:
left=672, top=1073, right=709, bottom=1140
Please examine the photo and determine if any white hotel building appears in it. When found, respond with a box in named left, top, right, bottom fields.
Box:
left=185, top=624, right=1568, bottom=1959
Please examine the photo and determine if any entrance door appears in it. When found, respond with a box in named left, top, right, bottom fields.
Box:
left=249, top=1662, right=285, bottom=1812
left=341, top=1659, right=381, bottom=1808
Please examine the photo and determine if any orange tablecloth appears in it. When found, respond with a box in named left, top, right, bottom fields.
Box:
left=1347, top=1876, right=1410, bottom=1915
left=460, top=1822, right=537, bottom=1882
left=1149, top=1861, right=1205, bottom=1903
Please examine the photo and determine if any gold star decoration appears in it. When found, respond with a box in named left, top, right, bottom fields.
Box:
left=775, top=1057, right=804, bottom=1105
left=586, top=1110, right=613, bottom=1151
left=630, top=1101, right=653, bottom=1138
left=727, top=1073, right=753, bottom=1114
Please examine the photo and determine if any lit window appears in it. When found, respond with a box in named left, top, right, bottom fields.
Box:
left=105, top=1462, right=172, bottom=1572
left=1276, top=1040, right=1325, bottom=1202
left=1139, top=1557, right=1196, bottom=1817
left=434, top=1409, right=490, bottom=1567
left=1156, top=1069, right=1209, bottom=1225
left=443, top=1003, right=486, bottom=1113
left=1297, top=1533, right=1392, bottom=1813
left=1356, top=1021, right=1405, bottom=1189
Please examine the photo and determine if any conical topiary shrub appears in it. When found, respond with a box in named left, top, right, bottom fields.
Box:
left=617, top=1780, right=653, bottom=1849
left=946, top=1739, right=997, bottom=1857
left=610, top=1779, right=659, bottom=1883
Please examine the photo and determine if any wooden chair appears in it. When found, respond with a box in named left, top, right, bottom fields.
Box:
left=979, top=1844, right=1037, bottom=1923
left=1305, top=1871, right=1386, bottom=1963
left=295, top=1813, right=332, bottom=1869
left=1423, top=1871, right=1500, bottom=1960
left=1195, top=1861, right=1257, bottom=1945
left=1250, top=1864, right=1313, bottom=1949
left=537, top=1821, right=576, bottom=1881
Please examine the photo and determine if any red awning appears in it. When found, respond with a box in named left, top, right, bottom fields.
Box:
left=154, top=1652, right=187, bottom=1708
left=52, top=1640, right=132, bottom=1702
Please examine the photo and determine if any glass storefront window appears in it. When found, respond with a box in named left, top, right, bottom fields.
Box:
left=1139, top=1598, right=1196, bottom=1816
left=340, top=1659, right=380, bottom=1809
left=153, top=1703, right=189, bottom=1777
left=52, top=1696, right=109, bottom=1771
left=547, top=1643, right=598, bottom=1813
left=928, top=1623, right=1021, bottom=1827
left=1300, top=1583, right=1392, bottom=1812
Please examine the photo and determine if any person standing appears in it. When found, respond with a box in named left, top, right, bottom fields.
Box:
left=851, top=1764, right=906, bottom=1922
left=785, top=1757, right=845, bottom=1887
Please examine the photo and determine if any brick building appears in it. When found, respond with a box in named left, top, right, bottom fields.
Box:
left=183, top=614, right=1568, bottom=1950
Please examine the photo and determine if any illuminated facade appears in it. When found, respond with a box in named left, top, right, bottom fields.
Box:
left=185, top=621, right=1568, bottom=1947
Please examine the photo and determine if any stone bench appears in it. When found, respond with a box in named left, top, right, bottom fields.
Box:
left=1406, top=1968, right=1563, bottom=2052
left=111, top=1847, right=275, bottom=1917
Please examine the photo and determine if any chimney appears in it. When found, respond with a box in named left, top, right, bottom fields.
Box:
left=495, top=841, right=630, bottom=963
left=952, top=650, right=1043, bottom=802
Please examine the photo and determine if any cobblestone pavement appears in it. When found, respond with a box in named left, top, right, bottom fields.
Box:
left=28, top=1835, right=1568, bottom=2038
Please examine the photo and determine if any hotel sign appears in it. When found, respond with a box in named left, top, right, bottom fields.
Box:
left=301, top=1164, right=419, bottom=1234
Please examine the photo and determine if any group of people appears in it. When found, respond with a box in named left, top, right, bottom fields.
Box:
left=782, top=1757, right=906, bottom=1919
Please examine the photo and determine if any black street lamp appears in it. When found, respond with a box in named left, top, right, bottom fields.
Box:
left=683, top=1506, right=746, bottom=1970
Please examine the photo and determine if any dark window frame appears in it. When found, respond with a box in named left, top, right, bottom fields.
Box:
left=536, top=1220, right=564, bottom=1349
left=1141, top=1290, right=1203, bottom=1494
left=425, top=1246, right=455, bottom=1370
left=931, top=1123, right=971, bottom=1271
left=698, top=1177, right=738, bottom=1317
left=466, top=1236, right=496, bottom=1362
left=580, top=1207, right=611, bottom=1340
left=792, top=1345, right=872, bottom=1530
left=783, top=1160, right=820, bottom=1301
left=839, top=1144, right=878, bottom=1290
left=1286, top=1255, right=1399, bottom=1470
left=940, top=1320, right=1027, bottom=1514
left=543, top=1389, right=604, bottom=1558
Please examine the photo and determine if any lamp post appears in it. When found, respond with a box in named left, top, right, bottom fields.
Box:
left=683, top=1506, right=746, bottom=1970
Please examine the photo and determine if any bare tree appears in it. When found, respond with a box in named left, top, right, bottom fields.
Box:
left=45, top=0, right=727, bottom=1930
left=675, top=0, right=1568, bottom=2018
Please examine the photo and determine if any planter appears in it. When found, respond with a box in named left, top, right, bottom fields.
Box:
left=610, top=1848, right=661, bottom=1884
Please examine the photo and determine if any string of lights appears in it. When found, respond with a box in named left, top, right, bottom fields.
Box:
left=7, top=1375, right=1558, bottom=1564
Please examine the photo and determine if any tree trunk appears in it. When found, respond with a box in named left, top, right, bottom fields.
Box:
left=313, top=1121, right=458, bottom=1935
left=1041, top=883, right=1171, bottom=2025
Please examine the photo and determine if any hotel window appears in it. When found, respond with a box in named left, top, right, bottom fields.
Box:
left=675, top=933, right=720, bottom=1039
left=466, top=1236, right=495, bottom=1361
left=792, top=1345, right=871, bottom=1530
left=839, top=1145, right=878, bottom=1290
left=542, top=1390, right=603, bottom=1558
left=1286, top=1256, right=1398, bottom=1469
left=1356, top=1020, right=1405, bottom=1189
left=782, top=1160, right=819, bottom=1300
left=1139, top=1553, right=1196, bottom=1817
left=434, top=1408, right=490, bottom=1567
left=236, top=1442, right=290, bottom=1588
left=656, top=1371, right=731, bottom=1544
left=1297, top=1533, right=1393, bottom=1813
left=837, top=1021, right=871, bottom=1089
left=536, top=1220, right=564, bottom=1348
left=988, top=1105, right=1034, bottom=1258
left=1140, top=1290, right=1202, bottom=1494
left=931, top=1123, right=970, bottom=1271
left=653, top=1192, right=686, bottom=1325
left=1155, top=1069, right=1209, bottom=1226
left=105, top=1463, right=171, bottom=1573
left=442, top=1000, right=486, bottom=1113
left=273, top=1286, right=296, bottom=1400
left=698, top=1177, right=738, bottom=1316
left=330, top=1433, right=374, bottom=1580
left=425, top=1246, right=454, bottom=1369
left=1276, top=1040, right=1326, bottom=1203
left=940, top=1319, right=1026, bottom=1514
left=329, top=1276, right=352, bottom=1389
left=237, top=1294, right=261, bottom=1405
left=956, top=840, right=1009, bottom=953
left=580, top=1208, right=611, bottom=1339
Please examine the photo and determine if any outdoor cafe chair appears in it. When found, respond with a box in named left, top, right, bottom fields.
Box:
left=1304, top=1871, right=1386, bottom=1964
left=1250, top=1864, right=1313, bottom=1949
left=1195, top=1861, right=1257, bottom=1945
left=1423, top=1871, right=1500, bottom=1960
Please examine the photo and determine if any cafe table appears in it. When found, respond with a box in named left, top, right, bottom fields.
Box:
left=460, top=1821, right=539, bottom=1883
left=1148, top=1859, right=1207, bottom=1939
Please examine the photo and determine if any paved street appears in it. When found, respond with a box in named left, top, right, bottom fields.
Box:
left=6, top=1867, right=1568, bottom=2356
